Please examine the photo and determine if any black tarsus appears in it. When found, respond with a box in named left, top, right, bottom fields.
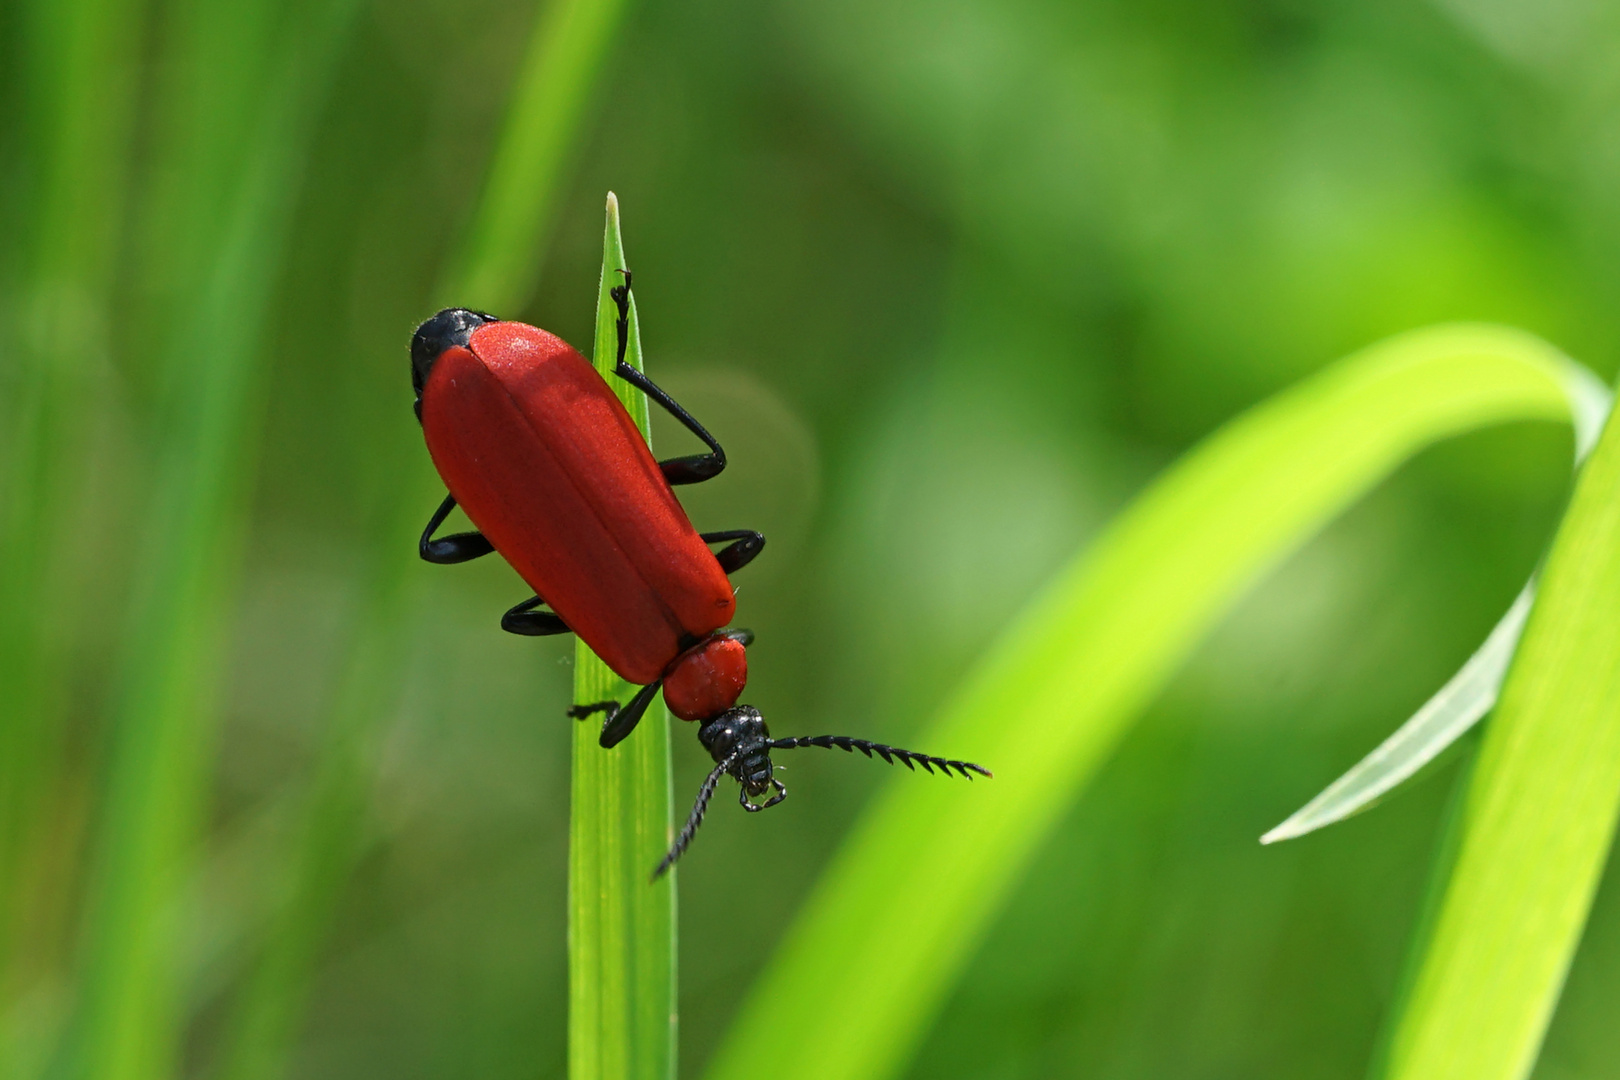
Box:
left=739, top=778, right=786, bottom=811
left=609, top=270, right=728, bottom=486
left=501, top=595, right=570, bottom=636
left=420, top=493, right=495, bottom=564
left=701, top=529, right=766, bottom=574
left=768, top=735, right=993, bottom=780
left=654, top=749, right=742, bottom=880
left=568, top=680, right=664, bottom=749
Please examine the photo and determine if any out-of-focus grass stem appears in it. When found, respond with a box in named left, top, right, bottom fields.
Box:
left=0, top=0, right=145, bottom=1023
left=449, top=0, right=633, bottom=315
left=59, top=3, right=361, bottom=1078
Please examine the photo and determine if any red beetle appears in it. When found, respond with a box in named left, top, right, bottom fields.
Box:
left=413, top=273, right=989, bottom=874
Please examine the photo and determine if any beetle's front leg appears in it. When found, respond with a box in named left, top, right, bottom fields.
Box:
left=609, top=272, right=728, bottom=486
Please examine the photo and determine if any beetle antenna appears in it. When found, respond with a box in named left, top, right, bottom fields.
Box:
left=768, top=736, right=992, bottom=780
left=653, top=749, right=743, bottom=880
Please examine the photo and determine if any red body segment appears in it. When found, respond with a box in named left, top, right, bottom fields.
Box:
left=662, top=636, right=749, bottom=722
left=420, top=322, right=734, bottom=684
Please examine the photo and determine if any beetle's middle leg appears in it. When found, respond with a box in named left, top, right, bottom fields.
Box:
left=501, top=595, right=570, bottom=636
left=609, top=272, right=728, bottom=487
left=420, top=493, right=494, bottom=564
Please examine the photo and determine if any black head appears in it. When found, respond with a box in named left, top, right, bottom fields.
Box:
left=411, top=307, right=497, bottom=419
left=697, top=705, right=777, bottom=799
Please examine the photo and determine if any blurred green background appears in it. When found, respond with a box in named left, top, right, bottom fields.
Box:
left=4, top=0, right=1620, bottom=1077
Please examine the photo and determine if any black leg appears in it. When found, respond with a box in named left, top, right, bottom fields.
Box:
left=701, top=530, right=765, bottom=573
left=420, top=493, right=495, bottom=564
left=609, top=272, right=727, bottom=486
left=501, top=595, right=570, bottom=636
left=568, top=680, right=664, bottom=749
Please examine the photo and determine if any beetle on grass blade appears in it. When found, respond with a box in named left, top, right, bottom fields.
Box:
left=411, top=272, right=991, bottom=875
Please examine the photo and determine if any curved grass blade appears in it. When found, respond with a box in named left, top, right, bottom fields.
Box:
left=704, top=324, right=1593, bottom=1080
left=1262, top=363, right=1608, bottom=844
left=1379, top=370, right=1620, bottom=1080
left=569, top=193, right=676, bottom=1080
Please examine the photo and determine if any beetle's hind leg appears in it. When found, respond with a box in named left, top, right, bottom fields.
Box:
left=501, top=595, right=570, bottom=636
left=568, top=680, right=663, bottom=748
left=609, top=272, right=728, bottom=487
left=701, top=530, right=765, bottom=573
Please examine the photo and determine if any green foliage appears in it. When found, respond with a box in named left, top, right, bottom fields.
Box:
left=5, top=1, right=1620, bottom=1079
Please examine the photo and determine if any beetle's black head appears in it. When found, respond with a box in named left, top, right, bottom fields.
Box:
left=698, top=705, right=776, bottom=799
left=411, top=307, right=497, bottom=420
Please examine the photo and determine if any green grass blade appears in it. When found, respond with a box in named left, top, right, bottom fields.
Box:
left=570, top=193, right=675, bottom=1080
left=1263, top=366, right=1609, bottom=843
left=59, top=5, right=360, bottom=1079
left=705, top=324, right=1593, bottom=1080
left=1378, top=374, right=1620, bottom=1080
left=446, top=0, right=633, bottom=313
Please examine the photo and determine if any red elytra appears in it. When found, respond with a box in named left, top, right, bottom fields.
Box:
left=419, top=320, right=735, bottom=686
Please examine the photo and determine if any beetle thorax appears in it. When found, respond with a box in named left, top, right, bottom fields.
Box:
left=662, top=634, right=748, bottom=722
